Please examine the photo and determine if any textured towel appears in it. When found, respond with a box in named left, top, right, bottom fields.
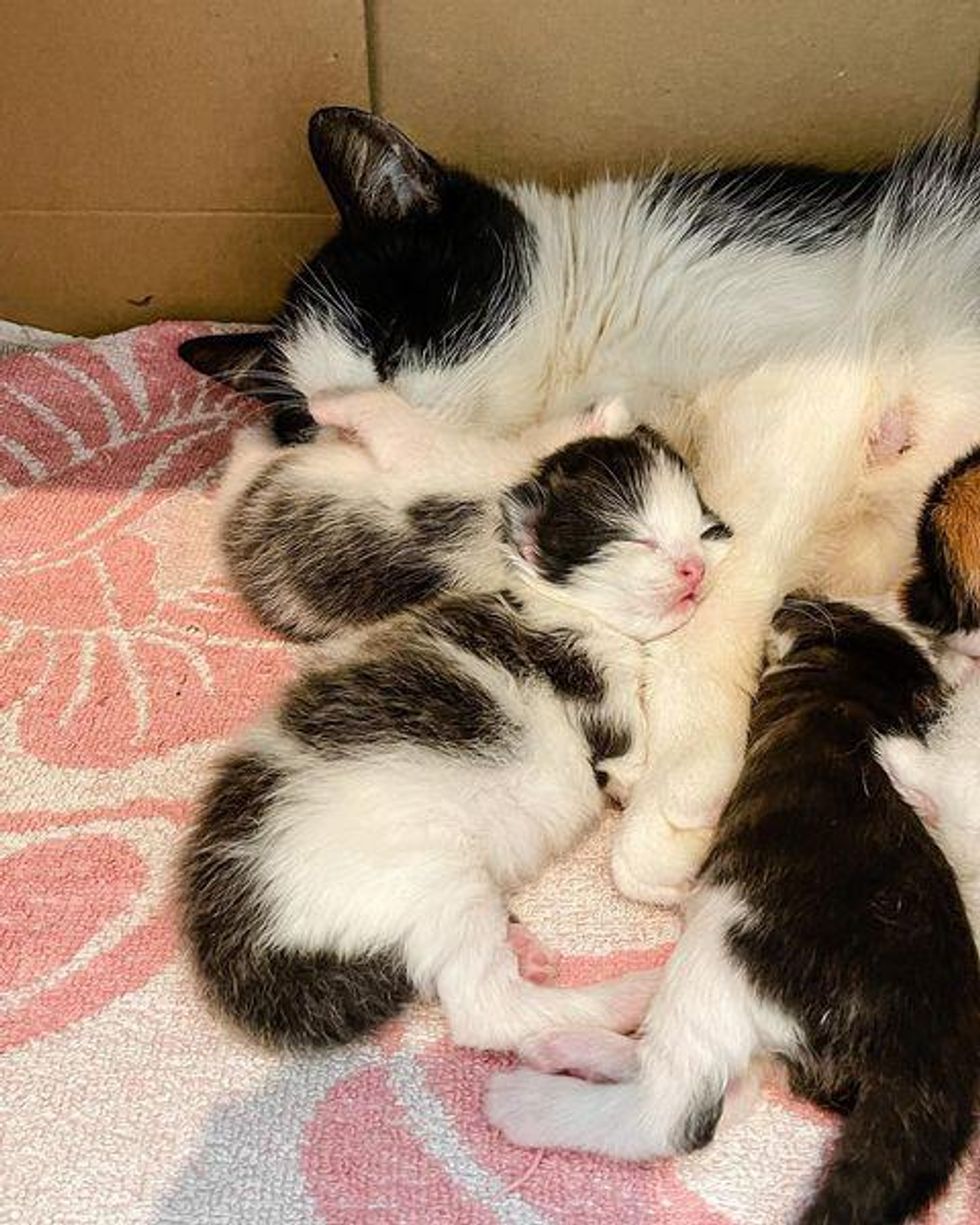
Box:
left=2, top=322, right=977, bottom=1225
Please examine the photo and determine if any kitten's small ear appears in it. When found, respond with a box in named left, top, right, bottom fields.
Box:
left=178, top=331, right=277, bottom=396
left=308, top=107, right=444, bottom=228
left=875, top=734, right=939, bottom=826
left=584, top=397, right=633, bottom=437
left=500, top=479, right=545, bottom=568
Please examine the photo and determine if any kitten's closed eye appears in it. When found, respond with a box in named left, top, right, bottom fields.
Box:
left=701, top=520, right=732, bottom=542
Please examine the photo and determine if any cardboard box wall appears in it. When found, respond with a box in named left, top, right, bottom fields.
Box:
left=4, top=0, right=980, bottom=335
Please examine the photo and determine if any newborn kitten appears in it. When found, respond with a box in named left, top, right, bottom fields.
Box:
left=487, top=598, right=980, bottom=1225
left=902, top=443, right=980, bottom=657
left=879, top=445, right=980, bottom=936
left=181, top=418, right=732, bottom=1052
left=218, top=388, right=617, bottom=640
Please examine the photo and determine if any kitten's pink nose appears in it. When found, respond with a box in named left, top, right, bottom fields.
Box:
left=675, top=556, right=705, bottom=592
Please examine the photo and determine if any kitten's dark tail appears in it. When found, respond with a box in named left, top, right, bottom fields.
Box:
left=799, top=1071, right=976, bottom=1225
left=180, top=752, right=416, bottom=1050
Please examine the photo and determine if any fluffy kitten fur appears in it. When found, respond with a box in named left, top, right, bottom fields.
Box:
left=487, top=599, right=980, bottom=1225
left=181, top=420, right=732, bottom=1051
left=181, top=109, right=980, bottom=900
left=881, top=445, right=980, bottom=937
left=216, top=389, right=632, bottom=641
left=902, top=444, right=980, bottom=655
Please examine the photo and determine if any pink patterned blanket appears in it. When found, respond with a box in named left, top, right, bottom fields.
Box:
left=2, top=322, right=977, bottom=1224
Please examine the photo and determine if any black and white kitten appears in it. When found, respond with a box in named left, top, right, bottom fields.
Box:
left=180, top=109, right=980, bottom=904
left=181, top=419, right=732, bottom=1052
left=215, top=388, right=622, bottom=640
left=487, top=598, right=980, bottom=1225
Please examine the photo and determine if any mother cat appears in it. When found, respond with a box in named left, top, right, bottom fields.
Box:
left=181, top=108, right=980, bottom=900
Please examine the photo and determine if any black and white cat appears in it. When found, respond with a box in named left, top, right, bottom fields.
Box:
left=486, top=597, right=980, bottom=1225
left=181, top=108, right=980, bottom=901
left=181, top=412, right=733, bottom=1051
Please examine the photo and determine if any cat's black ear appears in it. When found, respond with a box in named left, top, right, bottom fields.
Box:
left=308, top=107, right=444, bottom=228
left=500, top=479, right=546, bottom=568
left=178, top=331, right=277, bottom=396
left=180, top=331, right=317, bottom=444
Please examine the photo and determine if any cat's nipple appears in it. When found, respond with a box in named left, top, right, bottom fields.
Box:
left=868, top=396, right=914, bottom=465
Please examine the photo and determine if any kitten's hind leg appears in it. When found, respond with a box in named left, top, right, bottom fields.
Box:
left=507, top=919, right=559, bottom=984
left=406, top=875, right=657, bottom=1052
left=486, top=887, right=793, bottom=1158
left=519, top=1028, right=642, bottom=1082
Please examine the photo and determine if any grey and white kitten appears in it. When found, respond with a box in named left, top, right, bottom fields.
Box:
left=216, top=388, right=622, bottom=640
left=181, top=414, right=732, bottom=1052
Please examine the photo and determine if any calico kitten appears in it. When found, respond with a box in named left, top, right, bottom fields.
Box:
left=880, top=445, right=980, bottom=937
left=180, top=109, right=980, bottom=902
left=902, top=444, right=980, bottom=656
left=487, top=598, right=980, bottom=1225
left=181, top=422, right=732, bottom=1052
left=216, top=388, right=626, bottom=641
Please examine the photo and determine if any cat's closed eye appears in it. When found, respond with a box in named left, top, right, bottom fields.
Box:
left=701, top=521, right=732, bottom=542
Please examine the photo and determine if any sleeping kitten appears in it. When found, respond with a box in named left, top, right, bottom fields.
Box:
left=487, top=598, right=980, bottom=1225
left=879, top=445, right=980, bottom=934
left=216, top=388, right=622, bottom=640
left=901, top=443, right=980, bottom=658
left=181, top=419, right=733, bottom=1051
left=179, top=111, right=980, bottom=902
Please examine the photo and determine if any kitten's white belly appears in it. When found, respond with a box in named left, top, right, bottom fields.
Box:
left=248, top=702, right=599, bottom=957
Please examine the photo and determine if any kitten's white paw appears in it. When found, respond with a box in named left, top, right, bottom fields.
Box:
left=485, top=1069, right=569, bottom=1148
left=611, top=811, right=712, bottom=905
left=716, top=1057, right=770, bottom=1134
left=587, top=396, right=633, bottom=437
left=507, top=921, right=559, bottom=984
left=519, top=1027, right=641, bottom=1082
left=592, top=969, right=661, bottom=1032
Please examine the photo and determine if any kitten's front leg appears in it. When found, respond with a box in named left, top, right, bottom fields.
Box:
left=612, top=358, right=870, bottom=902
left=612, top=575, right=765, bottom=904
left=597, top=741, right=647, bottom=810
